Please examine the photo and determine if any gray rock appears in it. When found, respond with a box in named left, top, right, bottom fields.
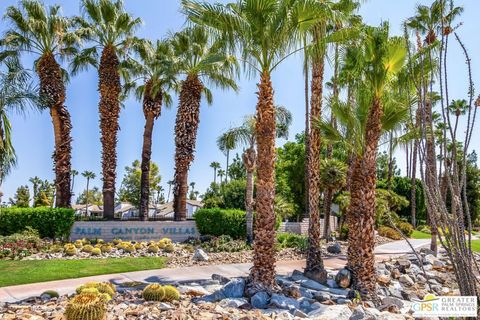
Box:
left=298, top=297, right=312, bottom=310
left=212, top=273, right=230, bottom=284
left=378, top=312, right=406, bottom=320
left=291, top=269, right=307, bottom=281
left=398, top=274, right=414, bottom=286
left=298, top=287, right=314, bottom=299
left=381, top=297, right=405, bottom=309
left=193, top=248, right=209, bottom=261
left=270, top=293, right=300, bottom=310
left=219, top=298, right=249, bottom=308
left=395, top=259, right=411, bottom=273
left=408, top=264, right=421, bottom=275
left=158, top=302, right=174, bottom=310
left=433, top=260, right=445, bottom=268
left=308, top=305, right=353, bottom=319
left=337, top=298, right=352, bottom=304
left=177, top=285, right=210, bottom=296
left=326, top=278, right=339, bottom=288
left=294, top=309, right=309, bottom=318
left=251, top=291, right=270, bottom=309
left=424, top=254, right=437, bottom=265
left=327, top=242, right=341, bottom=254
left=197, top=290, right=226, bottom=302
left=222, top=278, right=245, bottom=298
left=314, top=291, right=331, bottom=302
left=350, top=306, right=378, bottom=320
left=420, top=247, right=435, bottom=255
left=310, top=301, right=323, bottom=310
left=335, top=268, right=352, bottom=288
left=416, top=274, right=427, bottom=283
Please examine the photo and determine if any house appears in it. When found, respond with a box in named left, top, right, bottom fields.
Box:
left=152, top=200, right=203, bottom=220
left=72, top=204, right=103, bottom=217
left=114, top=202, right=138, bottom=219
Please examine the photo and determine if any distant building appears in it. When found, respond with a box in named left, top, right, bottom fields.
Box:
left=72, top=204, right=103, bottom=217
left=151, top=200, right=203, bottom=220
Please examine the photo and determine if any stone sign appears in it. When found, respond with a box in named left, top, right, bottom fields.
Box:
left=70, top=221, right=198, bottom=242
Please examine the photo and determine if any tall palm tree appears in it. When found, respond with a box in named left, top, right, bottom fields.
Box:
left=170, top=26, right=238, bottom=221
left=70, top=169, right=79, bottom=194
left=0, top=56, right=38, bottom=202
left=125, top=39, right=176, bottom=220
left=209, top=161, right=221, bottom=184
left=81, top=171, right=96, bottom=216
left=166, top=180, right=174, bottom=202
left=219, top=106, right=292, bottom=244
left=72, top=0, right=141, bottom=218
left=3, top=0, right=82, bottom=208
left=217, top=134, right=235, bottom=183
left=336, top=23, right=406, bottom=299
left=183, top=0, right=318, bottom=291
left=217, top=169, right=225, bottom=184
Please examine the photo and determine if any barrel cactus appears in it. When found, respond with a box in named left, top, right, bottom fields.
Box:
left=91, top=248, right=101, bottom=256
left=134, top=242, right=143, bottom=250
left=113, top=238, right=122, bottom=245
left=64, top=244, right=77, bottom=256
left=100, top=245, right=112, bottom=253
left=123, top=244, right=136, bottom=253
left=142, top=284, right=165, bottom=301
left=162, top=285, right=180, bottom=302
left=164, top=244, right=174, bottom=253
left=76, top=282, right=116, bottom=298
left=74, top=240, right=83, bottom=248
left=147, top=245, right=159, bottom=253
left=157, top=240, right=167, bottom=249
left=64, top=293, right=107, bottom=320
left=82, top=245, right=94, bottom=253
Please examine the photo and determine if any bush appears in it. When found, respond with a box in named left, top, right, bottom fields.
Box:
left=200, top=235, right=250, bottom=252
left=0, top=227, right=45, bottom=259
left=378, top=226, right=402, bottom=240
left=0, top=207, right=75, bottom=238
left=276, top=233, right=308, bottom=251
left=194, top=208, right=246, bottom=239
left=396, top=221, right=414, bottom=237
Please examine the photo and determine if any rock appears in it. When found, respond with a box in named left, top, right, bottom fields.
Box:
left=381, top=297, right=405, bottom=309
left=336, top=298, right=352, bottom=304
left=291, top=269, right=307, bottom=281
left=377, top=274, right=391, bottom=286
left=408, top=264, right=421, bottom=275
left=424, top=254, right=437, bottom=265
left=270, top=293, right=300, bottom=310
left=335, top=268, right=352, bottom=288
left=222, top=278, right=245, bottom=298
left=219, top=298, right=249, bottom=308
left=350, top=305, right=378, bottom=320
left=294, top=309, right=309, bottom=318
left=177, top=285, right=210, bottom=297
left=310, top=302, right=323, bottom=310
left=398, top=274, right=414, bottom=286
left=395, top=259, right=411, bottom=273
left=327, top=242, right=341, bottom=254
left=298, top=287, right=314, bottom=299
left=420, top=247, right=435, bottom=255
left=308, top=305, right=353, bottom=319
left=416, top=274, right=427, bottom=283
left=158, top=302, right=174, bottom=310
left=212, top=273, right=230, bottom=284
left=197, top=290, right=226, bottom=302
left=378, top=312, right=406, bottom=320
left=251, top=291, right=270, bottom=309
left=314, top=291, right=331, bottom=302
left=193, top=248, right=209, bottom=261
left=433, top=260, right=446, bottom=268
left=440, top=287, right=450, bottom=295
left=283, top=286, right=302, bottom=299
left=326, top=279, right=339, bottom=288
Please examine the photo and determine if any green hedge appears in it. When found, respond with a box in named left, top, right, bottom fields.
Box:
left=194, top=208, right=246, bottom=239
left=0, top=207, right=75, bottom=238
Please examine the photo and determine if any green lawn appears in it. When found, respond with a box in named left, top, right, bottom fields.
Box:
left=0, top=257, right=167, bottom=287
left=411, top=230, right=432, bottom=239
left=469, top=240, right=480, bottom=253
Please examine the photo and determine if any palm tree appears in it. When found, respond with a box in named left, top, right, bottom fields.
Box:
left=81, top=171, right=96, bottom=216
left=209, top=162, right=221, bottom=184
left=125, top=39, right=176, bottom=220
left=183, top=0, right=318, bottom=291
left=72, top=0, right=142, bottom=218
left=217, top=169, right=225, bottom=184
left=166, top=180, right=174, bottom=202
left=189, top=182, right=196, bottom=200
left=3, top=0, right=82, bottom=208
left=319, top=159, right=347, bottom=239
left=219, top=106, right=292, bottom=244
left=217, top=134, right=235, bottom=183
left=0, top=56, right=38, bottom=202
left=170, top=26, right=238, bottom=221
left=319, top=23, right=407, bottom=299
left=71, top=169, right=79, bottom=194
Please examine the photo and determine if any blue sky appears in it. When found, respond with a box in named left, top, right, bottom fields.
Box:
left=1, top=0, right=479, bottom=203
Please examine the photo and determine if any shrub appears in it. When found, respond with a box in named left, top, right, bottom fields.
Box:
left=0, top=207, right=75, bottom=238
left=276, top=233, right=308, bottom=251
left=378, top=226, right=402, bottom=240
left=0, top=227, right=45, bottom=259
left=194, top=208, right=246, bottom=239
left=396, top=221, right=414, bottom=237
left=201, top=235, right=250, bottom=252
left=42, top=290, right=59, bottom=298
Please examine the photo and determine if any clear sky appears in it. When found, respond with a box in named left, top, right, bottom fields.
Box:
left=1, top=0, right=479, bottom=203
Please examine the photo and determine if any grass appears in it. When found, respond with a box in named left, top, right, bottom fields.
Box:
left=469, top=240, right=480, bottom=253
left=0, top=257, right=167, bottom=287
left=411, top=230, right=432, bottom=239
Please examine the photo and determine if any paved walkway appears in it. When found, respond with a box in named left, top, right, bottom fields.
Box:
left=0, top=239, right=431, bottom=303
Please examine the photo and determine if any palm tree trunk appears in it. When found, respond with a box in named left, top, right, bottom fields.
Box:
left=85, top=178, right=90, bottom=217
left=305, top=53, right=327, bottom=283
left=243, top=147, right=256, bottom=245
left=226, top=150, right=230, bottom=183
left=140, top=114, right=155, bottom=220
left=347, top=97, right=383, bottom=301
left=173, top=74, right=203, bottom=221
left=303, top=38, right=310, bottom=219
left=425, top=99, right=438, bottom=255
left=37, top=52, right=72, bottom=208
left=411, top=108, right=420, bottom=228
left=322, top=188, right=333, bottom=239
left=248, top=71, right=277, bottom=292
left=387, top=131, right=394, bottom=190
left=98, top=44, right=121, bottom=219
left=213, top=168, right=217, bottom=184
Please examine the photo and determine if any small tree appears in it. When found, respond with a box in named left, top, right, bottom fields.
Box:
left=9, top=185, right=30, bottom=207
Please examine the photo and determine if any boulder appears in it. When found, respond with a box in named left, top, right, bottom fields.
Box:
left=350, top=305, right=379, bottom=320
left=314, top=291, right=331, bottom=302
left=395, top=259, right=411, bottom=273
left=177, top=285, right=210, bottom=297
left=193, top=248, right=209, bottom=261
left=294, top=309, right=309, bottom=318
left=335, top=268, right=352, bottom=288
left=251, top=291, right=270, bottom=309
left=327, top=242, right=342, bottom=254
left=424, top=254, right=437, bottom=265
left=222, top=278, right=245, bottom=298
left=304, top=269, right=328, bottom=284
left=326, top=278, right=339, bottom=288
left=270, top=293, right=300, bottom=310
left=377, top=274, right=391, bottom=286
left=381, top=296, right=405, bottom=309
left=212, top=274, right=230, bottom=284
